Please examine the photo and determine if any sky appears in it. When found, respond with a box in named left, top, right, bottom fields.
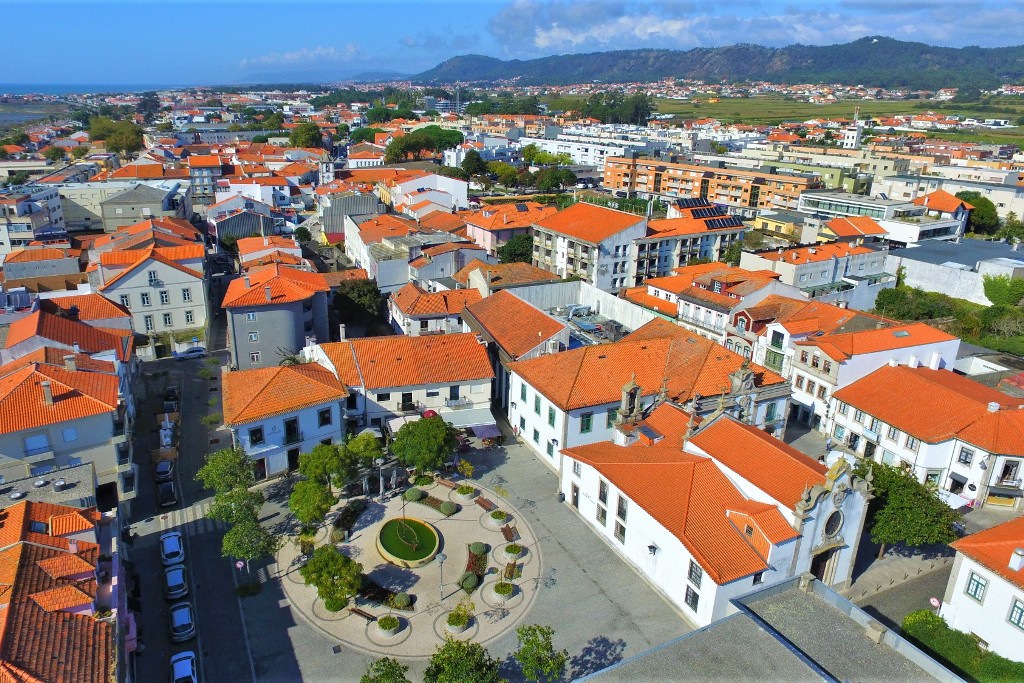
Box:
left=4, top=0, right=1024, bottom=86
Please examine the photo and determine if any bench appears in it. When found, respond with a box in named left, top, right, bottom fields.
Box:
left=348, top=607, right=375, bottom=622
left=475, top=497, right=497, bottom=512
left=501, top=524, right=518, bottom=543
left=436, top=478, right=458, bottom=490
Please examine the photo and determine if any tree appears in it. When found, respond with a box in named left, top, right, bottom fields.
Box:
left=156, top=121, right=174, bottom=132
left=298, top=443, right=344, bottom=491
left=335, top=278, right=383, bottom=321
left=289, top=122, right=323, bottom=148
left=289, top=479, right=335, bottom=528
left=105, top=122, right=144, bottom=158
left=299, top=545, right=363, bottom=611
left=346, top=431, right=383, bottom=470
left=293, top=226, right=312, bottom=243
left=350, top=127, right=385, bottom=144
left=424, top=638, right=504, bottom=683
left=498, top=234, right=534, bottom=264
left=251, top=135, right=270, bottom=144
left=461, top=150, right=488, bottom=177
left=221, top=514, right=279, bottom=564
left=855, top=462, right=960, bottom=557
left=365, top=107, right=392, bottom=124
left=361, top=657, right=411, bottom=683
left=437, top=166, right=470, bottom=181
left=196, top=447, right=255, bottom=494
left=391, top=416, right=458, bottom=473
left=70, top=146, right=90, bottom=159
left=208, top=487, right=264, bottom=525
left=956, top=191, right=999, bottom=234
left=42, top=146, right=66, bottom=162
left=521, top=143, right=540, bottom=164
left=983, top=274, right=1024, bottom=307
left=513, top=625, right=568, bottom=683
left=136, top=91, right=160, bottom=123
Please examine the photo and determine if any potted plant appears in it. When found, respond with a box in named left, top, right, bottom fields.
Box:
left=377, top=614, right=401, bottom=637
left=503, top=543, right=523, bottom=561
left=490, top=581, right=516, bottom=603
left=487, top=509, right=508, bottom=528
left=445, top=600, right=474, bottom=634
left=455, top=484, right=476, bottom=501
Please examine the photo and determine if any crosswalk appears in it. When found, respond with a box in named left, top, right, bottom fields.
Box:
left=157, top=501, right=228, bottom=537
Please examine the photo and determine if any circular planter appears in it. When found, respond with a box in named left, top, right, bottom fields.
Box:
left=445, top=617, right=471, bottom=634
left=486, top=513, right=509, bottom=529
left=455, top=488, right=476, bottom=503
left=487, top=582, right=517, bottom=604
left=377, top=618, right=402, bottom=637
left=503, top=545, right=525, bottom=562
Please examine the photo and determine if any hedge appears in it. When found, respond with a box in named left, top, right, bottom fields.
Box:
left=901, top=610, right=1024, bottom=681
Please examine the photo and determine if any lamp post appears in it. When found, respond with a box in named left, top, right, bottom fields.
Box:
left=375, top=457, right=385, bottom=501
left=436, top=552, right=447, bottom=602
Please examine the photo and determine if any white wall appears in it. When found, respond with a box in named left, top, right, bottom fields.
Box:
left=942, top=554, right=1024, bottom=662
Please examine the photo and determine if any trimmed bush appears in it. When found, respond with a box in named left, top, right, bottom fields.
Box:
left=469, top=542, right=487, bottom=556
left=456, top=484, right=474, bottom=496
left=439, top=500, right=457, bottom=516
left=490, top=510, right=507, bottom=521
left=493, top=581, right=514, bottom=596
left=392, top=592, right=411, bottom=609
left=330, top=528, right=346, bottom=544
left=377, top=615, right=399, bottom=630
left=447, top=610, right=469, bottom=628
left=506, top=543, right=522, bottom=555
left=404, top=487, right=424, bottom=502
left=899, top=609, right=1021, bottom=680
left=323, top=596, right=346, bottom=612
left=414, top=474, right=434, bottom=486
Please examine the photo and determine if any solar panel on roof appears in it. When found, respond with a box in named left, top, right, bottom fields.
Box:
left=706, top=217, right=745, bottom=229
left=515, top=203, right=528, bottom=212
left=636, top=424, right=662, bottom=440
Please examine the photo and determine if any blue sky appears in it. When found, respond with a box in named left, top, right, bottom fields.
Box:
left=4, top=0, right=1024, bottom=85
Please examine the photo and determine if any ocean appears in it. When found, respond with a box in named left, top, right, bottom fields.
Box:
left=0, top=84, right=179, bottom=95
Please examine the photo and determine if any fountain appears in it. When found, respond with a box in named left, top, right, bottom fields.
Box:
left=376, top=517, right=440, bottom=568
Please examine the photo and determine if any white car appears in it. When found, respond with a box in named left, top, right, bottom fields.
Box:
left=159, top=531, right=184, bottom=567
left=164, top=564, right=189, bottom=600
left=169, top=602, right=196, bottom=642
left=170, top=651, right=197, bottom=683
left=174, top=347, right=207, bottom=361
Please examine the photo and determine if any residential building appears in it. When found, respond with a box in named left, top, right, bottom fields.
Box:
left=463, top=202, right=558, bottom=256
left=509, top=318, right=790, bottom=472
left=88, top=217, right=203, bottom=258
left=387, top=283, right=480, bottom=336
left=602, top=156, right=825, bottom=216
left=0, top=186, right=67, bottom=254
left=886, top=239, right=1024, bottom=306
left=560, top=406, right=870, bottom=626
left=1, top=247, right=83, bottom=281
left=830, top=363, right=1024, bottom=508
left=222, top=265, right=330, bottom=369
left=99, top=183, right=189, bottom=233
left=531, top=202, right=648, bottom=292
left=795, top=323, right=960, bottom=430
left=820, top=215, right=889, bottom=244
left=375, top=172, right=468, bottom=212
left=39, top=293, right=134, bottom=334
left=207, top=195, right=283, bottom=242
left=187, top=154, right=225, bottom=201
left=740, top=242, right=896, bottom=311
left=452, top=259, right=559, bottom=296
left=407, top=242, right=490, bottom=290
left=942, top=517, right=1024, bottom=661
left=635, top=199, right=748, bottom=280
left=516, top=135, right=649, bottom=167
left=236, top=235, right=303, bottom=271
left=751, top=209, right=820, bottom=243
left=797, top=189, right=965, bottom=246
left=877, top=174, right=1024, bottom=221
left=54, top=180, right=191, bottom=231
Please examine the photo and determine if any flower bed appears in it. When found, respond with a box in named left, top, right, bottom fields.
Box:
left=464, top=542, right=488, bottom=592
left=359, top=576, right=415, bottom=611
left=414, top=494, right=458, bottom=517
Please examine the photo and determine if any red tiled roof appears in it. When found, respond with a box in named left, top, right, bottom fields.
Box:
left=622, top=287, right=677, bottom=316
left=343, top=333, right=494, bottom=390
left=40, top=294, right=130, bottom=322
left=756, top=242, right=875, bottom=264
left=465, top=202, right=557, bottom=231
left=914, top=189, right=974, bottom=213
left=221, top=264, right=328, bottom=307
left=97, top=248, right=203, bottom=291
left=952, top=517, right=1024, bottom=590
left=452, top=260, right=558, bottom=288
left=357, top=215, right=420, bottom=244
left=796, top=322, right=957, bottom=362
left=534, top=203, right=644, bottom=244
left=465, top=290, right=565, bottom=359
left=390, top=283, right=481, bottom=317
left=4, top=311, right=133, bottom=361
left=236, top=235, right=298, bottom=256
left=223, top=364, right=349, bottom=425
left=0, top=362, right=119, bottom=434
left=3, top=248, right=81, bottom=264
left=825, top=216, right=888, bottom=238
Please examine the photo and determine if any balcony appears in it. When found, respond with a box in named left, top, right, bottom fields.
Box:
left=862, top=427, right=879, bottom=442
left=445, top=397, right=472, bottom=408
left=678, top=313, right=724, bottom=334
left=116, top=442, right=131, bottom=467
left=283, top=431, right=303, bottom=446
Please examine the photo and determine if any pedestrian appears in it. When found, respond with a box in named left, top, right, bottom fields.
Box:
left=825, top=437, right=833, bottom=452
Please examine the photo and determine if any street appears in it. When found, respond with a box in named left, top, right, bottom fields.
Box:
left=129, top=352, right=253, bottom=683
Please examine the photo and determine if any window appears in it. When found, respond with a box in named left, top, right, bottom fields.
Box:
left=817, top=385, right=827, bottom=399
left=598, top=480, right=608, bottom=504
left=318, top=408, right=332, bottom=427
left=119, top=294, right=130, bottom=308
left=959, top=447, right=974, bottom=465
left=688, top=560, right=703, bottom=588
left=420, top=320, right=429, bottom=331
left=614, top=521, right=626, bottom=544
left=684, top=586, right=699, bottom=612
left=147, top=269, right=159, bottom=284
left=185, top=310, right=194, bottom=325
left=888, top=425, right=900, bottom=441
left=966, top=572, right=987, bottom=602
left=532, top=429, right=539, bottom=444
left=926, top=469, right=942, bottom=486
left=765, top=402, right=777, bottom=422
left=159, top=313, right=170, bottom=327
left=838, top=402, right=848, bottom=416
left=249, top=351, right=261, bottom=363
left=376, top=392, right=391, bottom=402
left=834, top=424, right=846, bottom=440
left=753, top=572, right=764, bottom=585
left=426, top=389, right=439, bottom=398
left=737, top=317, right=747, bottom=332
left=248, top=331, right=259, bottom=343
left=548, top=407, right=555, bottom=427
left=546, top=441, right=554, bottom=456
left=159, top=290, right=170, bottom=305
left=906, top=436, right=920, bottom=451
left=144, top=314, right=154, bottom=332
left=519, top=416, right=526, bottom=431
left=521, top=383, right=527, bottom=401
left=249, top=427, right=265, bottom=446
left=1010, top=599, right=1024, bottom=630
left=62, top=427, right=78, bottom=442
left=246, top=311, right=258, bottom=322
left=823, top=361, right=832, bottom=374
left=596, top=506, right=607, bottom=526
left=811, top=355, right=820, bottom=369
left=806, top=380, right=816, bottom=396
left=795, top=375, right=805, bottom=390
left=140, top=292, right=151, bottom=307
left=854, top=409, right=865, bottom=424
left=182, top=287, right=192, bottom=302
left=607, top=408, right=617, bottom=428
left=800, top=351, right=809, bottom=364
left=616, top=495, right=627, bottom=521
left=580, top=412, right=593, bottom=433
left=534, top=395, right=540, bottom=415
left=573, top=461, right=581, bottom=477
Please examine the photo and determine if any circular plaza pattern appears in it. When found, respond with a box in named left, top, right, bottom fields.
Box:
left=276, top=480, right=542, bottom=659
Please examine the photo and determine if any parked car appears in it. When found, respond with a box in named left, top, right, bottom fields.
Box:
left=154, top=459, right=175, bottom=482
left=164, top=385, right=180, bottom=402
left=163, top=564, right=189, bottom=600
left=169, top=602, right=196, bottom=642
left=170, top=651, right=198, bottom=683
left=159, top=531, right=184, bottom=566
left=174, top=347, right=207, bottom=360
left=158, top=481, right=178, bottom=507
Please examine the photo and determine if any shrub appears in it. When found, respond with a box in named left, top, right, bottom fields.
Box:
left=377, top=615, right=399, bottom=630
left=506, top=543, right=522, bottom=555
left=469, top=542, right=487, bottom=556
left=447, top=610, right=469, bottom=628
left=236, top=581, right=262, bottom=597
left=414, top=474, right=434, bottom=486
left=404, top=487, right=424, bottom=502
left=199, top=412, right=222, bottom=427
left=456, top=484, right=475, bottom=496
left=392, top=592, right=411, bottom=609
left=330, top=528, right=346, bottom=544
left=323, top=596, right=346, bottom=612
left=439, top=500, right=457, bottom=516
left=493, top=581, right=514, bottom=596
left=490, top=510, right=507, bottom=521
left=901, top=610, right=986, bottom=679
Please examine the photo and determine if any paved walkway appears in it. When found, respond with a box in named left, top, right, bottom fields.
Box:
left=276, top=480, right=543, bottom=659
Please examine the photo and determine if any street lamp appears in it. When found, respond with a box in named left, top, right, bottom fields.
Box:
left=436, top=552, right=447, bottom=602
left=375, top=457, right=385, bottom=501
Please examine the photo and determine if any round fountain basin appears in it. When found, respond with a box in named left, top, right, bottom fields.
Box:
left=376, top=517, right=440, bottom=568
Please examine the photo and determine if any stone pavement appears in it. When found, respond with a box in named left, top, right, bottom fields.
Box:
left=276, top=480, right=543, bottom=660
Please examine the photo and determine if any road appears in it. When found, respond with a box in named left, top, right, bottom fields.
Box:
left=129, top=352, right=253, bottom=683
left=857, top=566, right=954, bottom=630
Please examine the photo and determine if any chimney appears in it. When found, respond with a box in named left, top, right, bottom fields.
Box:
left=243, top=274, right=250, bottom=288
left=263, top=236, right=268, bottom=246
left=907, top=355, right=919, bottom=369
left=72, top=342, right=81, bottom=353
left=1010, top=548, right=1024, bottom=572
left=928, top=351, right=941, bottom=370
left=63, top=354, right=77, bottom=372
left=68, top=540, right=78, bottom=555
left=264, top=285, right=273, bottom=302
left=888, top=358, right=898, bottom=367
left=338, top=323, right=346, bottom=340
left=41, top=381, right=53, bottom=405
left=988, top=401, right=1001, bottom=413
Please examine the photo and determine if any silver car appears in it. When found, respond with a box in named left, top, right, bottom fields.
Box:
left=169, top=602, right=196, bottom=642
left=163, top=564, right=189, bottom=600
left=170, top=651, right=197, bottom=683
left=159, top=531, right=184, bottom=567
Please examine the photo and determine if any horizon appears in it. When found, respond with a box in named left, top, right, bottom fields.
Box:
left=3, top=1, right=1024, bottom=86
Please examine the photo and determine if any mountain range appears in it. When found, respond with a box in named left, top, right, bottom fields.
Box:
left=412, top=37, right=1024, bottom=90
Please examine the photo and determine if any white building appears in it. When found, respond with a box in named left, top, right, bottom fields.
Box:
left=387, top=283, right=480, bottom=336
left=0, top=186, right=67, bottom=254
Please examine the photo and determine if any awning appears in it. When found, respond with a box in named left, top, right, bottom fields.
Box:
left=989, top=486, right=1023, bottom=498
left=438, top=406, right=496, bottom=429
left=470, top=424, right=502, bottom=439
left=387, top=414, right=420, bottom=434
left=948, top=472, right=968, bottom=485
left=357, top=427, right=383, bottom=438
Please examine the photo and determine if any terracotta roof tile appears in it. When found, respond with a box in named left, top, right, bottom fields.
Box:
left=356, top=215, right=420, bottom=245
left=2, top=248, right=81, bottom=264
left=533, top=202, right=645, bottom=244
left=914, top=189, right=973, bottom=213
left=4, top=311, right=133, bottom=361
left=797, top=322, right=957, bottom=361
left=825, top=216, right=888, bottom=238
left=0, top=363, right=119, bottom=434
left=756, top=241, right=875, bottom=264
left=465, top=202, right=557, bottom=231
left=97, top=247, right=203, bottom=291
left=452, top=260, right=557, bottom=288
left=464, top=291, right=565, bottom=359
left=952, top=517, right=1024, bottom=590
left=390, top=283, right=481, bottom=317
left=221, top=264, right=328, bottom=307
left=222, top=364, right=349, bottom=425
left=236, top=235, right=298, bottom=256
left=345, top=333, right=494, bottom=390
left=40, top=294, right=130, bottom=322
left=622, top=287, right=677, bottom=315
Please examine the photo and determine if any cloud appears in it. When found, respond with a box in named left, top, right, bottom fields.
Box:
left=239, top=44, right=363, bottom=69
left=485, top=0, right=1024, bottom=56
